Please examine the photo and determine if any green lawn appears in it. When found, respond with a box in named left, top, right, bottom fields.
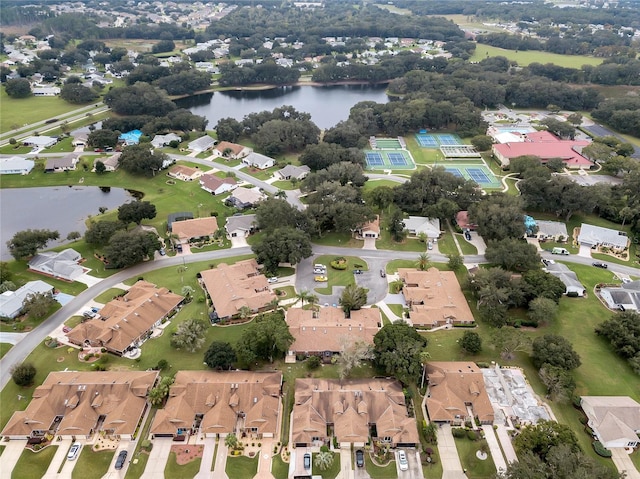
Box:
left=165, top=452, right=202, bottom=478
left=312, top=255, right=368, bottom=294
left=271, top=180, right=298, bottom=190
left=436, top=230, right=458, bottom=256
left=72, top=448, right=115, bottom=479
left=453, top=437, right=496, bottom=479
left=311, top=232, right=364, bottom=248
left=312, top=452, right=340, bottom=479
left=272, top=454, right=289, bottom=479
left=363, top=179, right=402, bottom=191
left=2, top=259, right=88, bottom=296
left=12, top=445, right=57, bottom=479
left=458, top=235, right=478, bottom=255
left=422, top=448, right=443, bottom=479
left=386, top=259, right=418, bottom=273
left=470, top=44, right=603, bottom=68
left=376, top=230, right=426, bottom=252
left=365, top=454, right=398, bottom=478
left=225, top=455, right=258, bottom=479
left=93, top=288, right=126, bottom=304
left=0, top=342, right=13, bottom=359
left=0, top=88, right=82, bottom=132
left=243, top=165, right=280, bottom=181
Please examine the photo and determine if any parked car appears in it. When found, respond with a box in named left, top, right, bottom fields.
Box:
left=380, top=269, right=386, bottom=278
left=267, top=277, right=278, bottom=284
left=464, top=231, right=472, bottom=241
left=427, top=241, right=433, bottom=250
left=314, top=275, right=328, bottom=282
left=158, top=248, right=166, bottom=256
left=62, top=325, right=72, bottom=333
left=83, top=310, right=96, bottom=319
left=303, top=453, right=311, bottom=470
left=115, top=450, right=127, bottom=470
left=397, top=450, right=408, bottom=471
left=541, top=259, right=555, bottom=267
left=353, top=269, right=363, bottom=274
left=592, top=262, right=608, bottom=269
left=313, top=269, right=325, bottom=274
left=67, top=443, right=81, bottom=461
left=355, top=449, right=365, bottom=468
left=314, top=264, right=326, bottom=270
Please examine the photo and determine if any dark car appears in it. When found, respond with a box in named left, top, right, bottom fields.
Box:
left=592, top=262, right=608, bottom=269
left=355, top=449, right=364, bottom=468
left=353, top=269, right=363, bottom=274
left=380, top=269, right=386, bottom=278
left=115, top=450, right=127, bottom=470
left=303, top=453, right=311, bottom=470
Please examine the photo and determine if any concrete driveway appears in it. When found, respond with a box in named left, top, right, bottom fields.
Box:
left=43, top=438, right=73, bottom=478
left=195, top=436, right=216, bottom=479
left=140, top=438, right=173, bottom=479
left=340, top=448, right=354, bottom=479
left=611, top=448, right=640, bottom=479
left=436, top=425, right=467, bottom=479
left=482, top=425, right=507, bottom=473
left=212, top=441, right=229, bottom=479
left=396, top=448, right=424, bottom=479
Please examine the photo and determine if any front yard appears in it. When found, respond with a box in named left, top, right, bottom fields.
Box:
left=312, top=255, right=368, bottom=295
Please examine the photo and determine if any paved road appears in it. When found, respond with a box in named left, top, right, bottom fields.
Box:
left=0, top=332, right=27, bottom=345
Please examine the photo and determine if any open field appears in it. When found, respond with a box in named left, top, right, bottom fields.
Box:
left=0, top=88, right=83, bottom=132
left=470, top=44, right=603, bottom=68
left=439, top=14, right=506, bottom=33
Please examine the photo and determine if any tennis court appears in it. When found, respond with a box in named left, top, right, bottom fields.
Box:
left=415, top=133, right=463, bottom=148
left=365, top=150, right=415, bottom=170
left=442, top=164, right=501, bottom=188
left=365, top=152, right=384, bottom=166
left=375, top=138, right=404, bottom=149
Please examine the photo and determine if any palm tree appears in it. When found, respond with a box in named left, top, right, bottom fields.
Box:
left=224, top=433, right=238, bottom=449
left=239, top=306, right=252, bottom=320
left=268, top=298, right=280, bottom=311
left=314, top=451, right=334, bottom=471
left=307, top=294, right=319, bottom=312
left=296, top=290, right=311, bottom=307
left=181, top=285, right=194, bottom=299
left=416, top=253, right=431, bottom=271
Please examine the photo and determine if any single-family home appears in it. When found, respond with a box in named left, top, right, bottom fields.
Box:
left=118, top=129, right=143, bottom=146
left=199, top=174, right=238, bottom=195
left=425, top=362, right=494, bottom=425
left=151, top=371, right=282, bottom=439
left=533, top=219, right=568, bottom=242
left=227, top=188, right=265, bottom=210
left=399, top=267, right=475, bottom=329
left=286, top=307, right=380, bottom=360
left=0, top=280, right=54, bottom=319
left=66, top=281, right=183, bottom=355
left=581, top=396, right=640, bottom=448
left=72, top=132, right=88, bottom=147
left=167, top=212, right=194, bottom=231
left=545, top=263, right=586, bottom=297
left=599, top=280, right=640, bottom=311
left=274, top=164, right=310, bottom=181
left=167, top=164, right=203, bottom=182
left=354, top=215, right=380, bottom=239
left=1, top=371, right=158, bottom=441
left=188, top=135, right=217, bottom=153
left=455, top=211, right=477, bottom=231
left=402, top=216, right=441, bottom=238
left=22, top=136, right=57, bottom=149
left=99, top=153, right=120, bottom=172
left=292, top=378, right=420, bottom=448
left=225, top=214, right=257, bottom=238
left=200, top=259, right=277, bottom=320
left=32, top=86, right=60, bottom=96
left=151, top=133, right=181, bottom=149
left=242, top=152, right=276, bottom=170
left=28, top=249, right=85, bottom=281
left=0, top=156, right=34, bottom=175
left=44, top=154, right=79, bottom=172
left=578, top=223, right=629, bottom=252
left=170, top=217, right=219, bottom=244
left=212, top=141, right=252, bottom=160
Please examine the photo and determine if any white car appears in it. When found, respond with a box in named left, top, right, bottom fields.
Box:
left=67, top=443, right=81, bottom=461
left=397, top=450, right=408, bottom=471
left=267, top=277, right=278, bottom=284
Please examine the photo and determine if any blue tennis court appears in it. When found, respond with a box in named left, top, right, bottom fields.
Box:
left=388, top=152, right=407, bottom=166
left=467, top=168, right=491, bottom=184
left=365, top=150, right=415, bottom=170
left=366, top=152, right=384, bottom=165
left=441, top=164, right=501, bottom=189
left=444, top=167, right=463, bottom=178
left=416, top=133, right=463, bottom=148
left=438, top=134, right=461, bottom=146
left=416, top=134, right=439, bottom=147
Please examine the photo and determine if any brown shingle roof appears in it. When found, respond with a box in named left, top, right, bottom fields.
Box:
left=200, top=259, right=276, bottom=319
left=215, top=141, right=247, bottom=156
left=286, top=307, right=380, bottom=353
left=169, top=165, right=201, bottom=179
left=1, top=371, right=158, bottom=438
left=171, top=217, right=219, bottom=242
left=151, top=371, right=282, bottom=437
left=199, top=174, right=237, bottom=192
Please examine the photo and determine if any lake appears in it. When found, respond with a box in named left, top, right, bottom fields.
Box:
left=0, top=186, right=132, bottom=261
left=175, top=84, right=390, bottom=130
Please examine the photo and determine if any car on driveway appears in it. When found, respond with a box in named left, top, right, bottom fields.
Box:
left=303, top=453, right=311, bottom=470
left=355, top=449, right=364, bottom=467
left=593, top=262, right=608, bottom=269
left=67, top=443, right=81, bottom=461
left=267, top=277, right=278, bottom=284
left=353, top=269, right=363, bottom=274
left=397, top=450, right=408, bottom=471
left=314, top=275, right=328, bottom=282
left=115, top=450, right=127, bottom=470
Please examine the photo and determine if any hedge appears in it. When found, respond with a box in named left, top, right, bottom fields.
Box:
left=592, top=441, right=612, bottom=457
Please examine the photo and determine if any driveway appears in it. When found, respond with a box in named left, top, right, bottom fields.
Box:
left=1, top=440, right=28, bottom=476
left=43, top=438, right=73, bottom=478
left=212, top=441, right=229, bottom=479
left=140, top=438, right=173, bottom=479
left=578, top=244, right=593, bottom=258
left=397, top=448, right=424, bottom=479
left=195, top=436, right=216, bottom=479
left=230, top=235, right=248, bottom=248
left=495, top=425, right=518, bottom=464
left=363, top=238, right=377, bottom=250
left=436, top=425, right=467, bottom=479
left=611, top=448, right=640, bottom=479
left=464, top=231, right=486, bottom=255
left=482, top=425, right=507, bottom=473
left=340, top=448, right=354, bottom=479
left=0, top=332, right=27, bottom=345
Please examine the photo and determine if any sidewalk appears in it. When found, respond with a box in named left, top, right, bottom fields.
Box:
left=195, top=437, right=216, bottom=479
left=482, top=425, right=507, bottom=473
left=375, top=300, right=401, bottom=323
left=212, top=442, right=229, bottom=479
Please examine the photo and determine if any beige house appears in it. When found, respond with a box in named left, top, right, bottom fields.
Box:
left=171, top=217, right=219, bottom=244
left=355, top=215, right=380, bottom=239
left=399, top=268, right=475, bottom=329
left=66, top=281, right=183, bottom=355
left=581, top=396, right=640, bottom=448
left=168, top=165, right=203, bottom=182
left=425, top=362, right=494, bottom=425
left=1, top=371, right=158, bottom=440
left=151, top=371, right=282, bottom=439
left=200, top=259, right=276, bottom=320
left=212, top=141, right=252, bottom=159
left=292, top=378, right=420, bottom=448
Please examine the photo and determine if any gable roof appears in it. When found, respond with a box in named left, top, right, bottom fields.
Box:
left=225, top=214, right=257, bottom=234
left=577, top=223, right=628, bottom=249
left=276, top=164, right=310, bottom=179
left=231, top=188, right=265, bottom=206
left=151, top=133, right=181, bottom=147
left=492, top=131, right=592, bottom=167
left=200, top=259, right=276, bottom=319
left=45, top=154, right=78, bottom=170
left=535, top=219, right=568, bottom=238
left=0, top=156, right=35, bottom=174
left=199, top=174, right=237, bottom=192
left=0, top=280, right=54, bottom=319
left=168, top=164, right=201, bottom=179
left=188, top=135, right=216, bottom=151
left=171, top=217, right=219, bottom=241
left=28, top=248, right=84, bottom=280
left=244, top=152, right=274, bottom=168
left=581, top=396, right=640, bottom=445
left=286, top=307, right=380, bottom=353
left=215, top=141, right=247, bottom=156
left=1, top=371, right=158, bottom=438
left=545, top=263, right=585, bottom=295
left=402, top=216, right=440, bottom=237
left=151, top=371, right=282, bottom=437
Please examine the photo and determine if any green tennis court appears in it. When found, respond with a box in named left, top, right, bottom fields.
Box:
left=365, top=150, right=415, bottom=170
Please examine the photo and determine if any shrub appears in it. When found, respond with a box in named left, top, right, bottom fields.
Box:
left=467, top=430, right=478, bottom=441
left=451, top=428, right=466, bottom=438
left=320, top=445, right=330, bottom=453
left=306, top=355, right=321, bottom=370
left=330, top=257, right=347, bottom=270
left=592, top=441, right=612, bottom=457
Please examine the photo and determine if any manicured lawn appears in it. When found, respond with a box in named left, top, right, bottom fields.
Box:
left=453, top=437, right=496, bottom=479
left=12, top=445, right=57, bottom=479
left=274, top=286, right=297, bottom=303
left=387, top=304, right=404, bottom=318
left=365, top=454, right=398, bottom=478
left=470, top=44, right=603, bottom=68
left=272, top=454, right=289, bottom=479
left=312, top=452, right=340, bottom=479
left=0, top=301, right=61, bottom=333
left=362, top=179, right=402, bottom=191
left=165, top=452, right=202, bottom=478
left=225, top=455, right=258, bottom=479
left=312, top=255, right=368, bottom=295
left=94, top=288, right=126, bottom=304
left=631, top=449, right=640, bottom=472
left=422, top=448, right=443, bottom=479
left=0, top=342, right=13, bottom=359
left=458, top=235, right=478, bottom=255
left=0, top=143, right=32, bottom=154
left=311, top=232, right=364, bottom=248
left=271, top=180, right=298, bottom=190
left=386, top=259, right=417, bottom=273
left=2, top=259, right=88, bottom=296
left=0, top=88, right=81, bottom=132
left=375, top=218, right=426, bottom=252
left=436, top=230, right=458, bottom=256
left=244, top=165, right=280, bottom=181
left=71, top=448, right=115, bottom=479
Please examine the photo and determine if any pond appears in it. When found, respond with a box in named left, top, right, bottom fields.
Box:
left=0, top=186, right=133, bottom=260
left=175, top=83, right=390, bottom=130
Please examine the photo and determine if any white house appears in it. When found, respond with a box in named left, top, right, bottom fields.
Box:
left=0, top=280, right=54, bottom=319
left=32, top=86, right=60, bottom=96
left=402, top=216, right=441, bottom=238
left=22, top=136, right=57, bottom=149
left=242, top=152, right=275, bottom=170
left=581, top=396, right=640, bottom=448
left=151, top=133, right=181, bottom=149
left=546, top=263, right=586, bottom=297
left=188, top=135, right=217, bottom=153
left=28, top=249, right=85, bottom=282
left=71, top=132, right=88, bottom=147
left=274, top=164, right=310, bottom=181
left=225, top=214, right=257, bottom=238
left=355, top=215, right=380, bottom=239
left=199, top=174, right=238, bottom=195
left=578, top=224, right=628, bottom=251
left=599, top=280, right=640, bottom=311
left=0, top=156, right=34, bottom=175
left=534, top=220, right=568, bottom=242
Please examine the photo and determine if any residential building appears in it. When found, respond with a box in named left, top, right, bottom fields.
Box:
left=225, top=214, right=257, bottom=238
left=171, top=217, right=219, bottom=244
left=66, top=281, right=183, bottom=355
left=167, top=212, right=194, bottom=230
left=533, top=219, right=568, bottom=241
left=99, top=153, right=120, bottom=172
left=188, top=135, right=217, bottom=152
left=118, top=129, right=142, bottom=146
left=292, top=378, right=420, bottom=448
left=32, top=86, right=60, bottom=96
left=399, top=268, right=475, bottom=329
left=1, top=371, right=158, bottom=440
left=45, top=154, right=78, bottom=172
left=599, top=280, right=640, bottom=311
left=274, top=164, right=310, bottom=181
left=151, top=371, right=282, bottom=439
left=72, top=132, right=88, bottom=147
left=455, top=211, right=477, bottom=231
left=151, top=133, right=181, bottom=148
left=22, top=136, right=57, bottom=149
left=200, top=259, right=276, bottom=320
left=227, top=188, right=265, bottom=209
left=0, top=280, right=54, bottom=319
left=425, top=362, right=494, bottom=425
left=168, top=164, right=203, bottom=182
left=286, top=307, right=380, bottom=360
left=402, top=216, right=441, bottom=238
left=581, top=396, right=640, bottom=448
left=578, top=223, right=629, bottom=251
left=0, top=156, right=34, bottom=175
left=242, top=152, right=276, bottom=170
left=355, top=215, right=380, bottom=239
left=199, top=174, right=238, bottom=195
left=212, top=141, right=252, bottom=159
left=28, top=248, right=85, bottom=281
left=546, top=263, right=586, bottom=297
